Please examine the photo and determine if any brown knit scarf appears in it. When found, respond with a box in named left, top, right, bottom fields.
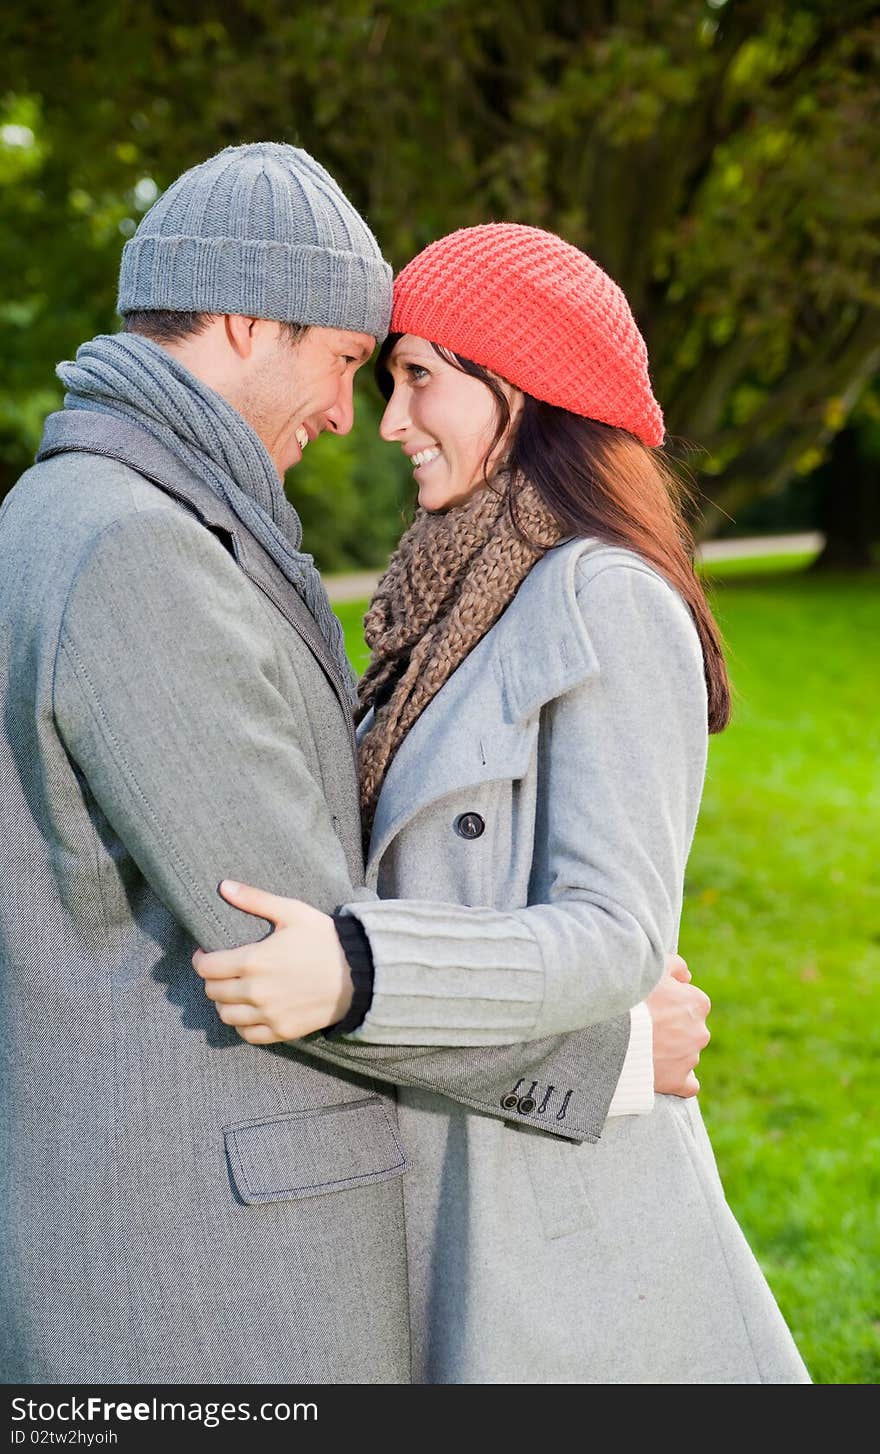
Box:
left=357, top=472, right=565, bottom=844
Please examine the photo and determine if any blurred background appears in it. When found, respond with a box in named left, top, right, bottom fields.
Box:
left=2, top=0, right=877, bottom=1384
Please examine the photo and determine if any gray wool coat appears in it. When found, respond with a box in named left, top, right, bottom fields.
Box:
left=0, top=412, right=630, bottom=1385
left=339, top=538, right=812, bottom=1385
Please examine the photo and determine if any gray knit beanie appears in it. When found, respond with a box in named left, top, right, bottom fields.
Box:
left=117, top=142, right=392, bottom=340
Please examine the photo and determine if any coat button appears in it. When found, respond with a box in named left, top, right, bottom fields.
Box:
left=518, top=1097, right=536, bottom=1115
left=500, top=1093, right=521, bottom=1112
left=454, top=812, right=485, bottom=840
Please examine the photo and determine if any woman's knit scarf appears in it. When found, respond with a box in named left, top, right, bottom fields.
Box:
left=57, top=331, right=356, bottom=703
left=357, top=473, right=565, bottom=843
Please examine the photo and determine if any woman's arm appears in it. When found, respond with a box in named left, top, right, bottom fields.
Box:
left=198, top=896, right=708, bottom=1103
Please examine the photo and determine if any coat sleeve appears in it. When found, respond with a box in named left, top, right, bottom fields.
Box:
left=52, top=509, right=630, bottom=1143
left=340, top=561, right=709, bottom=1045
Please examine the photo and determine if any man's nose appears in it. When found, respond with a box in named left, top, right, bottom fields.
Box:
left=324, top=379, right=356, bottom=437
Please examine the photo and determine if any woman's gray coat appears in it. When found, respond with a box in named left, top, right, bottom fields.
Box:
left=343, top=537, right=810, bottom=1384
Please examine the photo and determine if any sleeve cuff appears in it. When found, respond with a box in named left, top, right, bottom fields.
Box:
left=605, top=1000, right=654, bottom=1117
left=323, top=913, right=376, bottom=1038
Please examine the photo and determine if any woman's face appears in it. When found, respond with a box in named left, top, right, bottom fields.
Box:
left=379, top=334, right=522, bottom=511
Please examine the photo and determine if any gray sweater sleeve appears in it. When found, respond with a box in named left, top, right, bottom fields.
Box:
left=52, top=509, right=629, bottom=1143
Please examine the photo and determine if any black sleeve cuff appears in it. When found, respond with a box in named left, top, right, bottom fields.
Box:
left=323, top=913, right=376, bottom=1038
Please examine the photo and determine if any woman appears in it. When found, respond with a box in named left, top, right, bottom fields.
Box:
left=195, top=224, right=810, bottom=1383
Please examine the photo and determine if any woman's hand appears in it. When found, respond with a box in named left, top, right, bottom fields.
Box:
left=648, top=955, right=711, bottom=1097
left=192, top=880, right=354, bottom=1044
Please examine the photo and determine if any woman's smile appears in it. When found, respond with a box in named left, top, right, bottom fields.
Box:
left=410, top=445, right=442, bottom=470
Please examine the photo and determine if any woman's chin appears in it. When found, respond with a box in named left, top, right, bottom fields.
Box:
left=417, top=482, right=449, bottom=511
left=418, top=479, right=480, bottom=513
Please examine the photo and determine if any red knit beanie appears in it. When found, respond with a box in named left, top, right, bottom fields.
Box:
left=391, top=223, right=664, bottom=448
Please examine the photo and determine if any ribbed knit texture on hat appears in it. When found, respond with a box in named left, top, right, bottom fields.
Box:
left=118, top=143, right=392, bottom=340
left=391, top=223, right=663, bottom=447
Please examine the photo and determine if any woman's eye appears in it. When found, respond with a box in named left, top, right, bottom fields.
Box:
left=406, top=364, right=429, bottom=382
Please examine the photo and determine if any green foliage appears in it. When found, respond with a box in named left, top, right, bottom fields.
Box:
left=338, top=561, right=880, bottom=1384
left=2, top=1, right=879, bottom=555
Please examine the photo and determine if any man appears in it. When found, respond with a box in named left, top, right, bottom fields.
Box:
left=0, top=143, right=707, bottom=1384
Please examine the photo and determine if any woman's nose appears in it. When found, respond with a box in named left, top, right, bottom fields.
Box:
left=379, top=389, right=409, bottom=441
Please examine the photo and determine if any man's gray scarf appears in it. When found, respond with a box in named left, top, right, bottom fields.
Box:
left=57, top=332, right=356, bottom=703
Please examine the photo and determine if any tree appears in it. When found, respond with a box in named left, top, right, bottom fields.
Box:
left=810, top=379, right=880, bottom=568
left=2, top=0, right=878, bottom=566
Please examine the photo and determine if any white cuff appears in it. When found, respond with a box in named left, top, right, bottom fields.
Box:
left=605, top=1001, right=654, bottom=1117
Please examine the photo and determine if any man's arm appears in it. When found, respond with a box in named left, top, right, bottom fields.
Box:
left=54, top=508, right=629, bottom=1142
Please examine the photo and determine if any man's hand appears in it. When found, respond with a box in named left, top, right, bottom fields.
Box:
left=649, top=955, right=711, bottom=1097
left=193, top=880, right=354, bottom=1043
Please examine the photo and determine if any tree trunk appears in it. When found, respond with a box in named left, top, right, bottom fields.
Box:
left=811, top=426, right=879, bottom=570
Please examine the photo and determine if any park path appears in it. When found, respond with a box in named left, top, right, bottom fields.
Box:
left=324, top=531, right=824, bottom=602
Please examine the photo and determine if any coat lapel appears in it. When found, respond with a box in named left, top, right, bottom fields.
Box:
left=365, top=539, right=602, bottom=881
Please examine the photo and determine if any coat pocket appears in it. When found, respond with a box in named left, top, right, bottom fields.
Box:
left=224, top=1097, right=409, bottom=1206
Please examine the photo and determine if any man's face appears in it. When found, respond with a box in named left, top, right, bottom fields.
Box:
left=239, top=324, right=375, bottom=476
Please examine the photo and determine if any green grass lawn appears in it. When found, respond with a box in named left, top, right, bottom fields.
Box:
left=334, top=600, right=374, bottom=677
left=686, top=565, right=880, bottom=1385
left=339, top=563, right=880, bottom=1385
left=698, top=548, right=818, bottom=578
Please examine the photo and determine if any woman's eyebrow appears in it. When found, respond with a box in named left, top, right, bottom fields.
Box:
left=390, top=352, right=430, bottom=368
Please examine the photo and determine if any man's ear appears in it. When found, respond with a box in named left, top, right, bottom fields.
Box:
left=224, top=314, right=261, bottom=359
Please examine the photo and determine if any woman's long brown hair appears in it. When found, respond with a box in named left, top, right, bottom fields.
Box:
left=376, top=336, right=731, bottom=732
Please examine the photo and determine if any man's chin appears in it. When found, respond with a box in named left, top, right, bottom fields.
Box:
left=274, top=446, right=299, bottom=477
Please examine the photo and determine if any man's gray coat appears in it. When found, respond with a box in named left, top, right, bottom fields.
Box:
left=0, top=413, right=629, bottom=1384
